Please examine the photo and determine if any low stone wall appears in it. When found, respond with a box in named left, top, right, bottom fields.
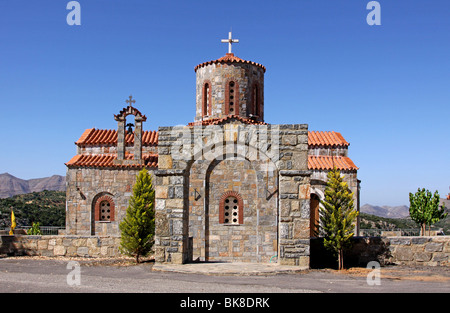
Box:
left=387, top=236, right=449, bottom=266
left=2, top=235, right=449, bottom=267
left=311, top=236, right=450, bottom=268
left=0, top=235, right=121, bottom=258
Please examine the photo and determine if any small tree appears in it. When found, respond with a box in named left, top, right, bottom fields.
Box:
left=320, top=167, right=359, bottom=270
left=27, top=222, right=42, bottom=235
left=119, top=168, right=155, bottom=263
left=409, top=188, right=447, bottom=236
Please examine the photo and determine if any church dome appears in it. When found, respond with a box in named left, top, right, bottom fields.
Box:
left=194, top=53, right=265, bottom=123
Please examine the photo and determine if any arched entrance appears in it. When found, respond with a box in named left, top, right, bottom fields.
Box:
left=187, top=144, right=279, bottom=263
left=310, top=194, right=320, bottom=237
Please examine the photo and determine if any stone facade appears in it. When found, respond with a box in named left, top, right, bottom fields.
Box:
left=65, top=167, right=154, bottom=236
left=64, top=47, right=360, bottom=269
left=154, top=122, right=310, bottom=266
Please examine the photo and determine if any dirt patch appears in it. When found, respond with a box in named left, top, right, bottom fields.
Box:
left=327, top=266, right=450, bottom=282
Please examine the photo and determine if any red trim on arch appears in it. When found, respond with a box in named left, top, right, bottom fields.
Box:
left=94, top=195, right=115, bottom=222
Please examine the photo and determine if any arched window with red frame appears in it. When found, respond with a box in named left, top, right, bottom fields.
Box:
left=94, top=194, right=115, bottom=222
left=202, top=82, right=211, bottom=117
left=219, top=191, right=244, bottom=225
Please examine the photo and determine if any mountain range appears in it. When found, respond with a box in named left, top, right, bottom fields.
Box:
left=0, top=173, right=65, bottom=198
left=360, top=204, right=410, bottom=219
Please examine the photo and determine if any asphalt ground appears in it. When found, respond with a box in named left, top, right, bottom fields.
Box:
left=0, top=256, right=448, bottom=294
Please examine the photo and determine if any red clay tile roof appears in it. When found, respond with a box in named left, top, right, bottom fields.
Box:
left=75, top=129, right=348, bottom=148
left=188, top=115, right=267, bottom=126
left=66, top=153, right=356, bottom=171
left=194, top=53, right=266, bottom=73
left=65, top=153, right=158, bottom=169
left=308, top=131, right=349, bottom=147
left=308, top=155, right=358, bottom=171
left=75, top=128, right=158, bottom=146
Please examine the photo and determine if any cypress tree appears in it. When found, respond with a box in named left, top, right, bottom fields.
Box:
left=119, top=168, right=155, bottom=263
left=320, top=167, right=359, bottom=270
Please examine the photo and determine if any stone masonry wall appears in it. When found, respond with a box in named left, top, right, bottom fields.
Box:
left=0, top=235, right=121, bottom=258
left=311, top=236, right=450, bottom=268
left=66, top=167, right=154, bottom=236
left=2, top=235, right=448, bottom=267
left=195, top=62, right=265, bottom=121
left=155, top=122, right=311, bottom=267
left=189, top=157, right=278, bottom=263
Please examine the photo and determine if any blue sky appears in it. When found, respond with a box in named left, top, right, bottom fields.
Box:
left=0, top=0, right=449, bottom=206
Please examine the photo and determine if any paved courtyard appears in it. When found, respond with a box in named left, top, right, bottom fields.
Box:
left=0, top=257, right=449, bottom=294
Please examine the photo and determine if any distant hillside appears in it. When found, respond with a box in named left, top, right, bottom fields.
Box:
left=0, top=190, right=65, bottom=228
left=0, top=173, right=65, bottom=198
left=362, top=200, right=449, bottom=219
left=361, top=204, right=410, bottom=218
left=360, top=212, right=450, bottom=234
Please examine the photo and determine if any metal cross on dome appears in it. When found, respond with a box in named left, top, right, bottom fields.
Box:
left=126, top=95, right=135, bottom=107
left=221, top=31, right=239, bottom=54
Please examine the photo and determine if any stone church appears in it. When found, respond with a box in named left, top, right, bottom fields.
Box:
left=65, top=33, right=360, bottom=267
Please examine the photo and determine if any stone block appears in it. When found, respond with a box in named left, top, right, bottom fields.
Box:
left=389, top=238, right=411, bottom=246
left=87, top=237, right=99, bottom=248
left=280, top=199, right=290, bottom=217
left=282, top=135, right=297, bottom=146
left=279, top=258, right=296, bottom=266
left=432, top=254, right=448, bottom=263
left=298, top=184, right=310, bottom=200
left=156, top=186, right=169, bottom=199
left=158, top=155, right=173, bottom=169
left=425, top=242, right=444, bottom=252
left=280, top=180, right=298, bottom=194
left=166, top=199, right=184, bottom=209
left=155, top=199, right=166, bottom=211
left=293, top=219, right=309, bottom=239
left=172, top=219, right=184, bottom=235
left=395, top=247, right=414, bottom=261
left=415, top=252, right=432, bottom=262
left=37, top=240, right=48, bottom=250
left=155, top=213, right=170, bottom=237
left=77, top=247, right=89, bottom=257
left=170, top=252, right=184, bottom=264
left=299, top=200, right=310, bottom=219
left=54, top=245, right=66, bottom=256
left=411, top=237, right=430, bottom=244
left=291, top=152, right=308, bottom=170
left=100, top=246, right=109, bottom=256
left=280, top=223, right=290, bottom=239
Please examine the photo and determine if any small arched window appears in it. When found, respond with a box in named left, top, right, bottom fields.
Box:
left=219, top=192, right=243, bottom=225
left=252, top=84, right=259, bottom=117
left=94, top=194, right=115, bottom=222
left=228, top=81, right=235, bottom=114
left=225, top=80, right=239, bottom=115
left=203, top=82, right=210, bottom=117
